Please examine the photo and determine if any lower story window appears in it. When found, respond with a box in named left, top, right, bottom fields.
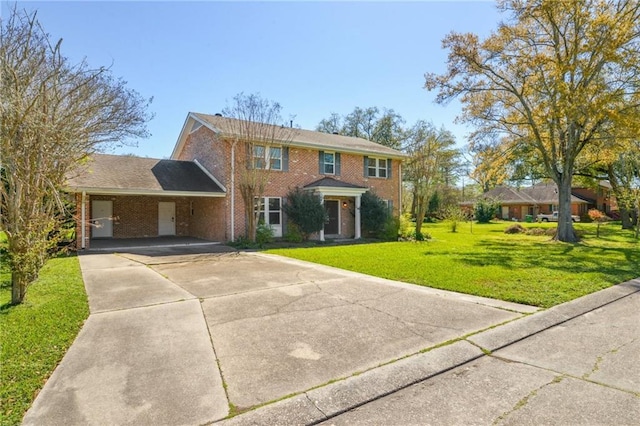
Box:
left=255, top=197, right=282, bottom=236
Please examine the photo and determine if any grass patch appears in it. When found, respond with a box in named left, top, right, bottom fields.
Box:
left=267, top=221, right=639, bottom=308
left=0, top=244, right=89, bottom=426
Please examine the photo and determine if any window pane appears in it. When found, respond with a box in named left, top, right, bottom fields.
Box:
left=269, top=198, right=280, bottom=210
left=368, top=167, right=376, bottom=177
left=269, top=212, right=280, bottom=225
left=324, top=152, right=334, bottom=164
left=325, top=164, right=334, bottom=174
left=253, top=145, right=265, bottom=157
left=379, top=168, right=387, bottom=178
left=368, top=158, right=377, bottom=167
left=270, top=158, right=281, bottom=170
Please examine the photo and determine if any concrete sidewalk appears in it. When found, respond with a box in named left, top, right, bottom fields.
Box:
left=21, top=246, right=639, bottom=425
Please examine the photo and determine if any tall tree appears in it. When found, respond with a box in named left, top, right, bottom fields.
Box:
left=1, top=8, right=151, bottom=304
left=607, top=143, right=640, bottom=230
left=221, top=93, right=294, bottom=242
left=425, top=0, right=640, bottom=242
left=403, top=121, right=459, bottom=237
left=316, top=106, right=407, bottom=149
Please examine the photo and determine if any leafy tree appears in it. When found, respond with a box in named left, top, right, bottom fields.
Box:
left=425, top=0, right=640, bottom=242
left=587, top=209, right=609, bottom=238
left=360, top=191, right=390, bottom=238
left=1, top=8, right=150, bottom=304
left=607, top=143, right=640, bottom=230
left=221, top=93, right=294, bottom=242
left=282, top=187, right=327, bottom=241
left=316, top=106, right=407, bottom=149
left=403, top=121, right=459, bottom=237
left=474, top=198, right=498, bottom=224
left=443, top=206, right=468, bottom=233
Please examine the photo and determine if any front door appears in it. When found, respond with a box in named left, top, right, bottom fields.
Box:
left=325, top=200, right=339, bottom=235
left=158, top=202, right=176, bottom=236
left=91, top=200, right=113, bottom=238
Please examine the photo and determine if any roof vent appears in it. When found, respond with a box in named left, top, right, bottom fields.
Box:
left=214, top=113, right=223, bottom=117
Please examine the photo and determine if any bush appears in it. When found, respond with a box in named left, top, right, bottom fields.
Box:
left=361, top=191, right=390, bottom=238
left=398, top=213, right=414, bottom=240
left=380, top=216, right=400, bottom=241
left=283, top=222, right=304, bottom=243
left=282, top=187, right=327, bottom=241
left=256, top=222, right=274, bottom=248
left=474, top=198, right=499, bottom=223
left=443, top=206, right=467, bottom=233
left=525, top=227, right=548, bottom=236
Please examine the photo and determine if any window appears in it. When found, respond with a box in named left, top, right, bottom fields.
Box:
left=252, top=145, right=282, bottom=170
left=255, top=197, right=281, bottom=226
left=367, top=157, right=387, bottom=178
left=323, top=152, right=335, bottom=174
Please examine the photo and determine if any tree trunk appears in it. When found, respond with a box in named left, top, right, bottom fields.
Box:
left=11, top=272, right=27, bottom=305
left=554, top=175, right=579, bottom=243
left=620, top=208, right=633, bottom=229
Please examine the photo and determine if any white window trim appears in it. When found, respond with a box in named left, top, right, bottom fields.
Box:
left=323, top=152, right=335, bottom=175
left=367, top=157, right=388, bottom=178
left=253, top=145, right=283, bottom=171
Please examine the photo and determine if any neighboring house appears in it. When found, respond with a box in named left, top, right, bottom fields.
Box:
left=67, top=112, right=405, bottom=249
left=466, top=182, right=616, bottom=221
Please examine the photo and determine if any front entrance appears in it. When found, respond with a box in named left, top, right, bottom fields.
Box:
left=158, top=202, right=176, bottom=236
left=325, top=200, right=340, bottom=235
left=92, top=200, right=113, bottom=238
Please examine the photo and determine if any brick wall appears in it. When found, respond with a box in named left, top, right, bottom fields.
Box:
left=177, top=127, right=403, bottom=240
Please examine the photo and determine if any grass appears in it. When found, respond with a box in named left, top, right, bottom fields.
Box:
left=267, top=221, right=639, bottom=308
left=0, top=237, right=89, bottom=426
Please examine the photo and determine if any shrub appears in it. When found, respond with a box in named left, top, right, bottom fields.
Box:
left=474, top=198, right=498, bottom=223
left=283, top=222, right=304, bottom=243
left=282, top=188, right=327, bottom=241
left=256, top=222, right=274, bottom=248
left=380, top=216, right=400, bottom=241
left=525, top=227, right=547, bottom=236
left=443, top=206, right=467, bottom=233
left=588, top=209, right=610, bottom=238
left=361, top=191, right=390, bottom=238
left=398, top=213, right=414, bottom=240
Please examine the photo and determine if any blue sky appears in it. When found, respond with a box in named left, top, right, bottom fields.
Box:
left=6, top=1, right=502, bottom=158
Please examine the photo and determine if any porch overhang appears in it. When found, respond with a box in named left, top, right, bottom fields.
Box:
left=67, top=187, right=226, bottom=198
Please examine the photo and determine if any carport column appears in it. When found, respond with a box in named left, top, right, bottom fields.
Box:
left=355, top=195, right=361, bottom=239
left=319, top=192, right=325, bottom=242
left=81, top=191, right=86, bottom=249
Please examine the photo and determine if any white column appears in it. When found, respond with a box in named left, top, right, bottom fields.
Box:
left=355, top=195, right=361, bottom=239
left=319, top=192, right=325, bottom=242
left=81, top=191, right=86, bottom=249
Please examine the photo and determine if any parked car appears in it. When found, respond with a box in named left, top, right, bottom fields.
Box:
left=537, top=211, right=580, bottom=222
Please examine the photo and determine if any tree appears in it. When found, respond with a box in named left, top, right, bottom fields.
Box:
left=282, top=187, right=327, bottom=241
left=360, top=191, right=390, bottom=238
left=403, top=121, right=459, bottom=237
left=607, top=143, right=640, bottom=229
left=425, top=0, right=640, bottom=242
left=1, top=8, right=150, bottom=304
left=316, top=106, right=407, bottom=149
left=221, top=93, right=294, bottom=242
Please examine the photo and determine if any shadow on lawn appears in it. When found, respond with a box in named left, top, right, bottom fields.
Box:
left=452, top=237, right=640, bottom=279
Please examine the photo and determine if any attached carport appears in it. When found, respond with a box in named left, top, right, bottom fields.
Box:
left=66, top=154, right=226, bottom=249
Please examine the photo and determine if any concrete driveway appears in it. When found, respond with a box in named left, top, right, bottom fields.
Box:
left=23, top=245, right=538, bottom=425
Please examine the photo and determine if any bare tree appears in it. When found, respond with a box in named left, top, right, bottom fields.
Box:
left=1, top=8, right=151, bottom=304
left=221, top=93, right=294, bottom=242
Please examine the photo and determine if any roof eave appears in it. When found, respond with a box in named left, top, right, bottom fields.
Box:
left=65, top=187, right=226, bottom=197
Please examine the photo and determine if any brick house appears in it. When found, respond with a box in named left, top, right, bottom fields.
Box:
left=68, top=112, right=405, bottom=248
left=466, top=182, right=617, bottom=221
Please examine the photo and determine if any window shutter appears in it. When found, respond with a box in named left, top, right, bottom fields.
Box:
left=335, top=153, right=341, bottom=176
left=363, top=156, right=369, bottom=178
left=387, top=159, right=392, bottom=179
left=283, top=147, right=289, bottom=171
left=318, top=151, right=324, bottom=174
left=388, top=200, right=394, bottom=214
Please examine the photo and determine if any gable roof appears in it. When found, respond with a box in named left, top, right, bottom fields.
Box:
left=171, top=112, right=407, bottom=160
left=66, top=154, right=225, bottom=197
left=480, top=183, right=589, bottom=205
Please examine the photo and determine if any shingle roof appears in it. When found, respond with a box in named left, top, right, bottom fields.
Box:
left=66, top=154, right=225, bottom=195
left=304, top=177, right=367, bottom=189
left=191, top=113, right=406, bottom=159
left=482, top=183, right=588, bottom=205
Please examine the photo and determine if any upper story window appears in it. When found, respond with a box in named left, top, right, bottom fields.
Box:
left=253, top=145, right=282, bottom=171
left=367, top=157, right=388, bottom=178
left=319, top=151, right=341, bottom=176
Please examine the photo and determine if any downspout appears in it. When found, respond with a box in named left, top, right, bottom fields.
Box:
left=81, top=191, right=86, bottom=249
left=230, top=142, right=236, bottom=242
left=398, top=161, right=402, bottom=215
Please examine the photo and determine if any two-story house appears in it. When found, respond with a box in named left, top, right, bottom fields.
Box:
left=68, top=112, right=405, bottom=249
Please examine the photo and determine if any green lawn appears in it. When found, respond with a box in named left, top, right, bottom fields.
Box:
left=267, top=221, right=639, bottom=308
left=0, top=241, right=89, bottom=426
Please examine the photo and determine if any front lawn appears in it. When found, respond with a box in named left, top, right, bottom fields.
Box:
left=267, top=221, right=639, bottom=308
left=0, top=243, right=89, bottom=426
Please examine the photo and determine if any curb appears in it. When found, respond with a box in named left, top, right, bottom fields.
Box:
left=215, top=278, right=640, bottom=426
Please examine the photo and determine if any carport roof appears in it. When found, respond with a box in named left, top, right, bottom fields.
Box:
left=66, top=154, right=226, bottom=197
